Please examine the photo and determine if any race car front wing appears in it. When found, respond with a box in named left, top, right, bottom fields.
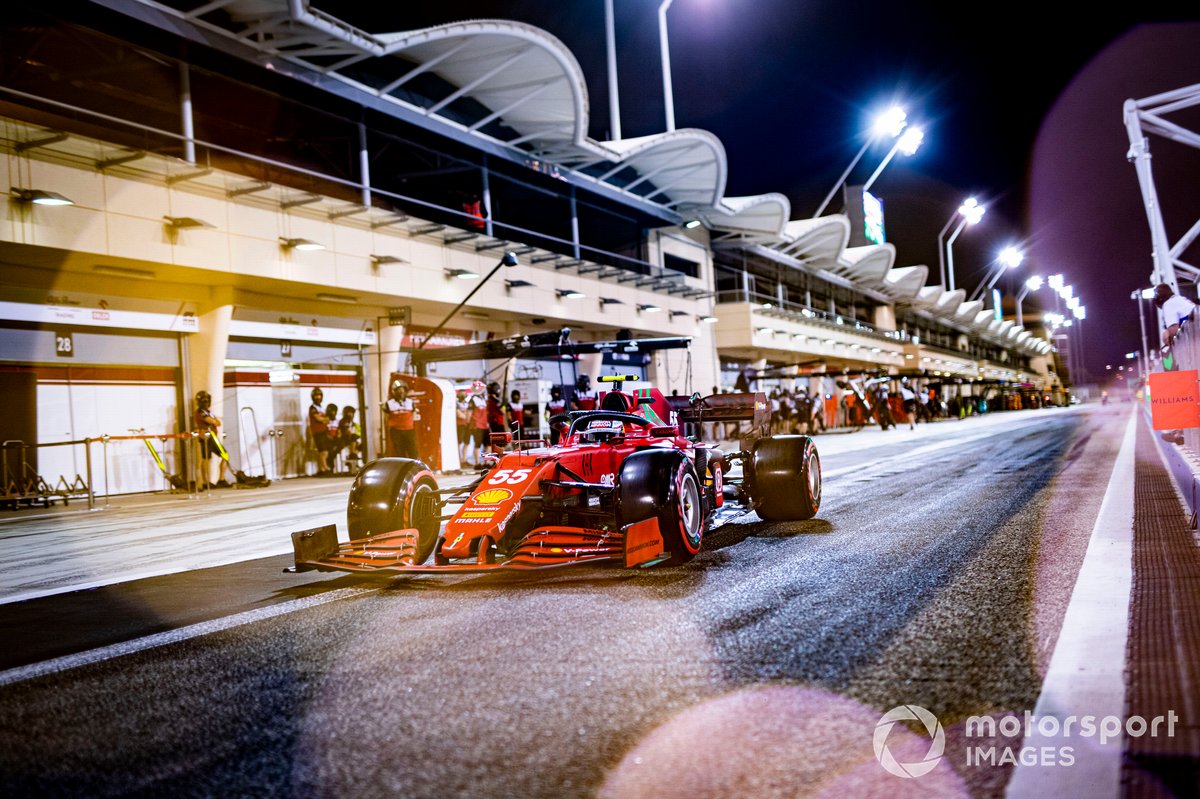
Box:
left=289, top=517, right=670, bottom=575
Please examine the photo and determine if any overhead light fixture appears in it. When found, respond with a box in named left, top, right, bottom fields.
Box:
left=697, top=314, right=718, bottom=324
left=316, top=292, right=357, bottom=304
left=11, top=187, right=73, bottom=206
left=94, top=264, right=155, bottom=280
left=669, top=310, right=689, bottom=318
left=599, top=297, right=624, bottom=306
left=505, top=279, right=534, bottom=291
left=163, top=216, right=213, bottom=229
left=445, top=268, right=480, bottom=280
left=370, top=254, right=406, bottom=265
left=684, top=219, right=702, bottom=229
left=638, top=304, right=662, bottom=313
left=557, top=289, right=585, bottom=300
left=280, top=237, right=324, bottom=251
left=462, top=311, right=490, bottom=320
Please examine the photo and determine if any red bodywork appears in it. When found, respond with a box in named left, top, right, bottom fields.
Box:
left=291, top=387, right=768, bottom=575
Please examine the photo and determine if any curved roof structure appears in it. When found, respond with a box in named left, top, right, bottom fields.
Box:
left=702, top=194, right=791, bottom=240
left=773, top=216, right=851, bottom=266
left=932, top=289, right=967, bottom=318
left=954, top=299, right=984, bottom=324
left=912, top=285, right=945, bottom=311
left=126, top=1, right=1044, bottom=356
left=878, top=266, right=929, bottom=300
left=831, top=244, right=895, bottom=286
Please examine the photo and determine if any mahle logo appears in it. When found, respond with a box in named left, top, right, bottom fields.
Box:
left=873, top=705, right=945, bottom=778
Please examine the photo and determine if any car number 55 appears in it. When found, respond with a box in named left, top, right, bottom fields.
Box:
left=487, top=468, right=532, bottom=485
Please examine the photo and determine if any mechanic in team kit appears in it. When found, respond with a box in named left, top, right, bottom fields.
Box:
left=573, top=374, right=597, bottom=411
left=546, top=385, right=567, bottom=445
left=507, top=389, right=524, bottom=439
left=384, top=380, right=418, bottom=459
left=469, top=381, right=489, bottom=466
left=308, top=388, right=332, bottom=475
left=486, top=381, right=506, bottom=452
left=334, top=405, right=360, bottom=472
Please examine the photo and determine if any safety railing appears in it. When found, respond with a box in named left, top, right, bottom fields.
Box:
left=1, top=439, right=91, bottom=511
left=0, top=429, right=247, bottom=512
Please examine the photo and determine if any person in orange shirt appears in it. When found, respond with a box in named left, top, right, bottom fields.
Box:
left=469, top=381, right=489, bottom=465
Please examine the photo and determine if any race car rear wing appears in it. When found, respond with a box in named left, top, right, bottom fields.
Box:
left=667, top=392, right=771, bottom=438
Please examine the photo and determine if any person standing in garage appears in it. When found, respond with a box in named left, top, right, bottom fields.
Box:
left=193, top=390, right=230, bottom=488
left=384, top=380, right=418, bottom=460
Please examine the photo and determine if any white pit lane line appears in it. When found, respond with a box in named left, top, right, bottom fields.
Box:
left=0, top=586, right=381, bottom=688
left=1006, top=409, right=1136, bottom=798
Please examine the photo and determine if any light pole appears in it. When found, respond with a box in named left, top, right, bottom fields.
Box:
left=419, top=251, right=519, bottom=352
left=812, top=105, right=907, bottom=218
left=1072, top=304, right=1087, bottom=384
left=658, top=0, right=676, bottom=131
left=969, top=246, right=1024, bottom=304
left=1016, top=274, right=1043, bottom=328
left=863, top=126, right=925, bottom=191
left=940, top=197, right=985, bottom=290
left=605, top=0, right=621, bottom=140
left=1131, top=287, right=1154, bottom=372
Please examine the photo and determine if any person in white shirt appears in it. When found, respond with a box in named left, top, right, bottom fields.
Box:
left=1152, top=283, right=1198, bottom=445
left=899, top=378, right=917, bottom=429
left=1154, top=283, right=1197, bottom=348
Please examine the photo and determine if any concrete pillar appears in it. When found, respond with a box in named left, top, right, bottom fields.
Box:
left=187, top=303, right=232, bottom=483
left=873, top=303, right=897, bottom=332
left=578, top=353, right=602, bottom=385
left=364, top=323, right=405, bottom=460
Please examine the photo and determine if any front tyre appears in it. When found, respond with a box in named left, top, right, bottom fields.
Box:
left=617, top=450, right=704, bottom=565
left=347, top=458, right=440, bottom=564
left=750, top=436, right=821, bottom=521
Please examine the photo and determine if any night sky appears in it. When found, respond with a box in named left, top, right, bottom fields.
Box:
left=338, top=2, right=1200, bottom=381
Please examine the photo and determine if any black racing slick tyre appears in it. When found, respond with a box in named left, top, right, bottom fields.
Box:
left=347, top=458, right=440, bottom=564
left=617, top=450, right=704, bottom=565
left=750, top=435, right=821, bottom=521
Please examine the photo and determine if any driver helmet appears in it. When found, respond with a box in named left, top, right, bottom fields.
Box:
left=487, top=381, right=501, bottom=398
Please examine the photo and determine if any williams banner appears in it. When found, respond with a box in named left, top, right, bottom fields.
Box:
left=1149, top=369, right=1200, bottom=430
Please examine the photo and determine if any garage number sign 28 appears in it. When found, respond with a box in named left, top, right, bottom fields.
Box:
left=55, top=330, right=74, bottom=357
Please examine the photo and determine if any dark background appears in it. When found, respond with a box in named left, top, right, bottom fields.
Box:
left=334, top=1, right=1200, bottom=382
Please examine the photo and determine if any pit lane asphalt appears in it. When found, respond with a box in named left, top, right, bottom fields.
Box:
left=0, top=405, right=1131, bottom=798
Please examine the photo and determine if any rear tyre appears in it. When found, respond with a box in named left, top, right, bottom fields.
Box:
left=347, top=458, right=440, bottom=564
left=617, top=450, right=704, bottom=565
left=750, top=436, right=821, bottom=521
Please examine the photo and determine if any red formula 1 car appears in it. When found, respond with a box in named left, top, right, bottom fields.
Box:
left=290, top=377, right=821, bottom=575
